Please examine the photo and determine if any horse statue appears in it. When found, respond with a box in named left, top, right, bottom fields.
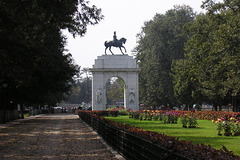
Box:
left=104, top=38, right=127, bottom=55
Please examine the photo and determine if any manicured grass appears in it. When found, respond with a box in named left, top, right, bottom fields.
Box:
left=106, top=115, right=240, bottom=156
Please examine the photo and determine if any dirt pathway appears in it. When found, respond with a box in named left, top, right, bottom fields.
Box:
left=0, top=114, right=119, bottom=160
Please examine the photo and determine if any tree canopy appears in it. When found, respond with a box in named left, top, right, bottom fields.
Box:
left=106, top=77, right=124, bottom=106
left=135, top=5, right=196, bottom=107
left=172, top=0, right=240, bottom=110
left=64, top=68, right=92, bottom=105
left=0, top=0, right=103, bottom=109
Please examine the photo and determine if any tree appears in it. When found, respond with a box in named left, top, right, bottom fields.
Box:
left=0, top=0, right=103, bottom=121
left=172, top=59, right=204, bottom=107
left=65, top=76, right=92, bottom=105
left=135, top=5, right=196, bottom=107
left=173, top=0, right=240, bottom=111
left=80, top=68, right=92, bottom=104
left=106, top=77, right=124, bottom=106
left=64, top=67, right=92, bottom=105
left=172, top=13, right=212, bottom=108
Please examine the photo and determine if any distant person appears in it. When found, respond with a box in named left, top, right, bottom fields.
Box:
left=113, top=31, right=118, bottom=45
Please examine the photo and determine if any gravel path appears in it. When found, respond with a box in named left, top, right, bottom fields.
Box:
left=0, top=114, right=119, bottom=160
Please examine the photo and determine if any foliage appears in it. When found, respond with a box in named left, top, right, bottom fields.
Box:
left=118, top=107, right=128, bottom=115
left=135, top=5, right=196, bottom=107
left=0, top=1, right=103, bottom=110
left=120, top=109, right=240, bottom=130
left=106, top=77, right=124, bottom=105
left=164, top=111, right=179, bottom=124
left=181, top=110, right=198, bottom=128
left=103, top=106, right=128, bottom=116
left=132, top=110, right=240, bottom=122
left=181, top=114, right=188, bottom=128
left=193, top=111, right=240, bottom=121
left=142, top=110, right=153, bottom=120
left=79, top=111, right=240, bottom=159
left=122, top=109, right=240, bottom=123
left=126, top=109, right=179, bottom=124
left=172, top=0, right=240, bottom=110
left=105, top=115, right=240, bottom=157
left=64, top=68, right=92, bottom=104
left=233, top=121, right=240, bottom=136
left=188, top=114, right=198, bottom=128
left=127, top=108, right=134, bottom=118
left=214, top=118, right=224, bottom=135
left=213, top=116, right=240, bottom=136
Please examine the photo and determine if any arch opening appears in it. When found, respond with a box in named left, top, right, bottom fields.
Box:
left=106, top=77, right=125, bottom=109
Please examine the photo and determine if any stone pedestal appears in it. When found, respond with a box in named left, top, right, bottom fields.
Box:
left=90, top=55, right=140, bottom=110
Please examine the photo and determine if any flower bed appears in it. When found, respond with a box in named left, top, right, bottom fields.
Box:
left=78, top=111, right=239, bottom=160
left=127, top=109, right=199, bottom=128
left=107, top=107, right=240, bottom=120
left=189, top=111, right=240, bottom=121
left=128, top=109, right=180, bottom=123
left=213, top=117, right=240, bottom=136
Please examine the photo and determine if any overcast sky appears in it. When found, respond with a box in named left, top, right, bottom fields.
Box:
left=64, top=0, right=207, bottom=69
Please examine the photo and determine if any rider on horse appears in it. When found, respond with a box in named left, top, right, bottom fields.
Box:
left=104, top=31, right=127, bottom=55
left=113, top=31, right=118, bottom=45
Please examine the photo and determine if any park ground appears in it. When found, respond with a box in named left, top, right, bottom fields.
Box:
left=0, top=114, right=123, bottom=160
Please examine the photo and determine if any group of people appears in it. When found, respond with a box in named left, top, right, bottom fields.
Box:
left=71, top=106, right=92, bottom=112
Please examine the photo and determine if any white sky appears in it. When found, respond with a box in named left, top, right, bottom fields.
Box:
left=64, top=0, right=206, bottom=69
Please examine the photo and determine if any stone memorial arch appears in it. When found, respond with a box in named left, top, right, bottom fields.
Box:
left=90, top=55, right=140, bottom=110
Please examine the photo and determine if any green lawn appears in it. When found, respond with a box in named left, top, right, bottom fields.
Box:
left=106, top=115, right=240, bottom=156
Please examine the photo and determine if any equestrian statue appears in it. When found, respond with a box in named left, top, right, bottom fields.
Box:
left=104, top=31, right=127, bottom=55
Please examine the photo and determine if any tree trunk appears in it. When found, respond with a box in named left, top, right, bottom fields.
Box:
left=20, top=104, right=24, bottom=119
left=213, top=103, right=218, bottom=111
